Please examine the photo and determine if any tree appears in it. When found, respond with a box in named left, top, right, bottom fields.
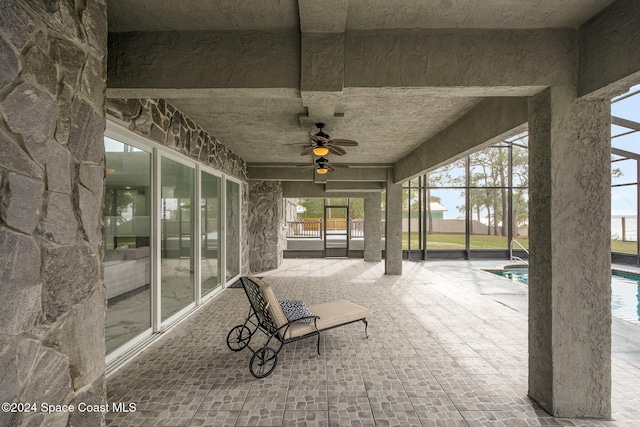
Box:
left=104, top=186, right=135, bottom=224
left=349, top=198, right=364, bottom=219
left=296, top=197, right=365, bottom=219
left=298, top=198, right=323, bottom=218
left=426, top=161, right=461, bottom=232
left=512, top=145, right=529, bottom=235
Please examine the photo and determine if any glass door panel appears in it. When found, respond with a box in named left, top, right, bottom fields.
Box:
left=161, top=157, right=195, bottom=321
left=104, top=137, right=152, bottom=354
left=201, top=171, right=221, bottom=296
left=226, top=180, right=241, bottom=281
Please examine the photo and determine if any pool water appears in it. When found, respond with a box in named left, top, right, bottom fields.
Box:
left=485, top=268, right=640, bottom=322
left=488, top=268, right=529, bottom=285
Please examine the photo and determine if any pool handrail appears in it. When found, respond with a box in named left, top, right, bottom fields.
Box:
left=510, top=239, right=529, bottom=265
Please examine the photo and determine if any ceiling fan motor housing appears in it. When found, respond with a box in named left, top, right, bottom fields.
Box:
left=314, top=123, right=330, bottom=141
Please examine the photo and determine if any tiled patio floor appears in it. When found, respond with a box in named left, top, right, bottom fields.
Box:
left=106, top=259, right=640, bottom=426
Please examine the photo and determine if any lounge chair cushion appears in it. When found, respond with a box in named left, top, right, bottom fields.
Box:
left=251, top=277, right=371, bottom=340
left=253, top=278, right=289, bottom=328
left=288, top=299, right=371, bottom=338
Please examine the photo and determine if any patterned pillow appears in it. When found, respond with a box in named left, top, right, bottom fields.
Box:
left=279, top=300, right=314, bottom=323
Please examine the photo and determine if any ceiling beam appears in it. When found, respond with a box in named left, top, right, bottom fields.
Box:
left=298, top=0, right=349, bottom=125
left=283, top=181, right=376, bottom=198
left=345, top=29, right=576, bottom=89
left=299, top=33, right=345, bottom=125
left=108, top=22, right=640, bottom=100
left=393, top=97, right=528, bottom=183
left=247, top=165, right=389, bottom=182
left=107, top=30, right=300, bottom=94
left=108, top=29, right=580, bottom=95
left=298, top=0, right=348, bottom=33
left=247, top=167, right=313, bottom=181
left=579, top=0, right=640, bottom=99
left=324, top=182, right=384, bottom=192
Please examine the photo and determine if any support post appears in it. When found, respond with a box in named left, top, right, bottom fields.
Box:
left=528, top=87, right=611, bottom=418
left=385, top=170, right=403, bottom=274
left=364, top=193, right=382, bottom=261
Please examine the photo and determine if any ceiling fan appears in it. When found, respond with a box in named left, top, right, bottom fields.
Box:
left=297, top=156, right=348, bottom=174
left=298, top=123, right=358, bottom=156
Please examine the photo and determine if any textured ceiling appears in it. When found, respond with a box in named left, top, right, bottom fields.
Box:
left=106, top=0, right=616, bottom=169
left=107, top=0, right=616, bottom=32
left=170, top=93, right=480, bottom=165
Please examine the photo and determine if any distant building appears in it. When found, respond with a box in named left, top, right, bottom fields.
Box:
left=428, top=202, right=447, bottom=220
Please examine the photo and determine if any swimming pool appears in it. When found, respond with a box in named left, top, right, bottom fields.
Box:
left=485, top=267, right=640, bottom=323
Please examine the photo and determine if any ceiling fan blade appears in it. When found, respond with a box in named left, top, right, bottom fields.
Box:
left=330, top=139, right=358, bottom=146
left=300, top=146, right=315, bottom=156
left=295, top=164, right=314, bottom=168
left=311, top=134, right=329, bottom=144
left=327, top=165, right=335, bottom=172
left=328, top=145, right=346, bottom=155
left=284, top=142, right=312, bottom=146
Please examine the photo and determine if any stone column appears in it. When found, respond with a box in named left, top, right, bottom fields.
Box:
left=385, top=171, right=403, bottom=274
left=247, top=181, right=284, bottom=273
left=0, top=1, right=108, bottom=426
left=364, top=193, right=382, bottom=261
left=528, top=87, right=611, bottom=418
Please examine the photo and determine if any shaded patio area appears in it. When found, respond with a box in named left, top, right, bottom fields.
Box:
left=106, top=259, right=640, bottom=426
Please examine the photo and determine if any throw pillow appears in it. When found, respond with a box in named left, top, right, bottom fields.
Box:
left=279, top=300, right=314, bottom=323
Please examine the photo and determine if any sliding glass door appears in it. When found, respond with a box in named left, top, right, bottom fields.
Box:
left=105, top=122, right=243, bottom=359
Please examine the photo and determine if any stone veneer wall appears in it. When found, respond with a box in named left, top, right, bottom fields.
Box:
left=0, top=1, right=108, bottom=426
left=105, top=98, right=251, bottom=275
left=248, top=181, right=285, bottom=273
left=106, top=99, right=247, bottom=181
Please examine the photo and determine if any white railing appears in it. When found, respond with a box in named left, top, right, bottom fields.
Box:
left=286, top=219, right=365, bottom=239
left=509, top=239, right=529, bottom=265
left=287, top=220, right=322, bottom=238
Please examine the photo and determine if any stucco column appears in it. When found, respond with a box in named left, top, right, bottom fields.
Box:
left=385, top=170, right=403, bottom=274
left=528, top=87, right=611, bottom=418
left=364, top=193, right=382, bottom=261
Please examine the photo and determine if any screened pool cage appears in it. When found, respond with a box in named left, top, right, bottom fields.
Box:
left=283, top=85, right=640, bottom=264
left=611, top=85, right=640, bottom=265
left=399, top=133, right=529, bottom=261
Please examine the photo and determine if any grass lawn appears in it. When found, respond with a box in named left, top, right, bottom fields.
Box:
left=611, top=239, right=638, bottom=254
left=402, top=232, right=524, bottom=250
left=403, top=233, right=639, bottom=254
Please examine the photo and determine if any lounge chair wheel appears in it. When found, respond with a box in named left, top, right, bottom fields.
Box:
left=226, top=325, right=252, bottom=351
left=249, top=347, right=278, bottom=378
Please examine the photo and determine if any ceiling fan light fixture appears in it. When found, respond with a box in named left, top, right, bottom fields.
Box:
left=316, top=166, right=329, bottom=174
left=313, top=146, right=329, bottom=156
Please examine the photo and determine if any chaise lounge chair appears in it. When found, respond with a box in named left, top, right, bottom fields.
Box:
left=226, top=276, right=372, bottom=378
